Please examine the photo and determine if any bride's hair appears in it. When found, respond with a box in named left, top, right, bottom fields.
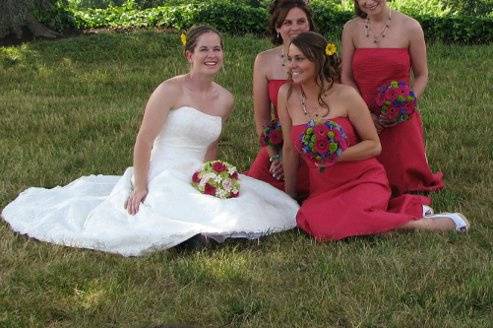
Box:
left=183, top=25, right=224, bottom=54
left=289, top=31, right=341, bottom=110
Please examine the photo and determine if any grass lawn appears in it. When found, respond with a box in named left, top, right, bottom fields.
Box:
left=0, top=31, right=492, bottom=327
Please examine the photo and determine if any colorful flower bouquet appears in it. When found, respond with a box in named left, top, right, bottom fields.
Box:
left=300, top=120, right=348, bottom=172
left=375, top=80, right=416, bottom=127
left=260, top=119, right=283, bottom=150
left=192, top=160, right=240, bottom=199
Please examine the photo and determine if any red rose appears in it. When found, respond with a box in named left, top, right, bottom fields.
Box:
left=231, top=191, right=239, bottom=198
left=231, top=172, right=239, bottom=179
left=192, top=171, right=201, bottom=183
left=212, top=161, right=227, bottom=173
left=269, top=130, right=283, bottom=145
left=204, top=183, right=216, bottom=195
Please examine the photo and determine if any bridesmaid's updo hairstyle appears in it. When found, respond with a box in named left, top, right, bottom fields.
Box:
left=290, top=32, right=342, bottom=109
left=183, top=24, right=223, bottom=55
left=268, top=0, right=315, bottom=45
left=353, top=0, right=367, bottom=18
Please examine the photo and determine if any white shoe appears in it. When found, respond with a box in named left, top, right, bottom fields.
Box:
left=422, top=205, right=434, bottom=217
left=428, top=212, right=470, bottom=232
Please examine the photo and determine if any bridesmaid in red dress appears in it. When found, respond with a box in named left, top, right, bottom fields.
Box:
left=341, top=0, right=444, bottom=196
left=278, top=32, right=468, bottom=241
left=246, top=0, right=314, bottom=199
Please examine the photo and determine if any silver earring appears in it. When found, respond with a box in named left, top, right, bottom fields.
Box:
left=277, top=32, right=280, bottom=39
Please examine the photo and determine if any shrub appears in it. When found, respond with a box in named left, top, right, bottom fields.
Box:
left=70, top=0, right=493, bottom=44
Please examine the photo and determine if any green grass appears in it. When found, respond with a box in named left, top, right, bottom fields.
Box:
left=1, top=31, right=492, bottom=327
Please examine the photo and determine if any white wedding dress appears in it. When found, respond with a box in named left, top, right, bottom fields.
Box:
left=2, top=106, right=299, bottom=256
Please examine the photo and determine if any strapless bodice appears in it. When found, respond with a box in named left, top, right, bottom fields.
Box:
left=268, top=79, right=287, bottom=114
left=352, top=48, right=411, bottom=111
left=148, top=106, right=222, bottom=178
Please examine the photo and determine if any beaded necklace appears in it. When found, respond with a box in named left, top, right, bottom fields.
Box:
left=364, top=8, right=392, bottom=44
left=300, top=87, right=329, bottom=120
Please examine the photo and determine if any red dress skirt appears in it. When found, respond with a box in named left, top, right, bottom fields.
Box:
left=352, top=48, right=444, bottom=195
left=293, top=117, right=430, bottom=240
left=246, top=79, right=309, bottom=197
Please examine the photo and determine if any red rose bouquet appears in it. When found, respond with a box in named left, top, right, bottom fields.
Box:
left=375, top=80, right=416, bottom=127
left=260, top=119, right=283, bottom=151
left=300, top=120, right=348, bottom=172
left=191, top=160, right=240, bottom=199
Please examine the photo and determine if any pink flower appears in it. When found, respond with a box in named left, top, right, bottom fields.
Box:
left=231, top=191, right=239, bottom=198
left=231, top=172, right=239, bottom=179
left=383, top=92, right=394, bottom=102
left=314, top=124, right=329, bottom=137
left=212, top=161, right=227, bottom=173
left=387, top=107, right=400, bottom=120
left=404, top=102, right=415, bottom=115
left=204, top=183, right=216, bottom=196
left=192, top=171, right=201, bottom=183
left=315, top=139, right=328, bottom=153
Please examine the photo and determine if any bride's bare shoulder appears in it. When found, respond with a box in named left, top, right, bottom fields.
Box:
left=214, top=83, right=234, bottom=117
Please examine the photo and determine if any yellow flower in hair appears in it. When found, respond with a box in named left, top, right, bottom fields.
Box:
left=325, top=43, right=337, bottom=56
left=180, top=32, right=187, bottom=46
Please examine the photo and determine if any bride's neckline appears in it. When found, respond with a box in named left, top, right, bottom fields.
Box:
left=172, top=106, right=222, bottom=120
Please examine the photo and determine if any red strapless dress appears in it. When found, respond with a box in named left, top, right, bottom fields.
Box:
left=293, top=117, right=430, bottom=240
left=352, top=48, right=444, bottom=195
left=246, top=79, right=309, bottom=197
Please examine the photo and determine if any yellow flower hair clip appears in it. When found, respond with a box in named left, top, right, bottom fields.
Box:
left=325, top=43, right=337, bottom=56
left=180, top=32, right=187, bottom=46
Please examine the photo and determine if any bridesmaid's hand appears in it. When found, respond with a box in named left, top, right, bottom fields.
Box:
left=370, top=113, right=384, bottom=134
left=125, top=187, right=148, bottom=215
left=269, top=158, right=284, bottom=180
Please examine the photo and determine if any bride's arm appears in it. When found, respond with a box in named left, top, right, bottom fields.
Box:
left=126, top=82, right=177, bottom=215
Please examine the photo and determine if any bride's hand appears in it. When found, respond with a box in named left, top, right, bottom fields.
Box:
left=125, top=187, right=148, bottom=215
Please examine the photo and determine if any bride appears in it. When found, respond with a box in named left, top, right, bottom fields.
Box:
left=1, top=25, right=299, bottom=256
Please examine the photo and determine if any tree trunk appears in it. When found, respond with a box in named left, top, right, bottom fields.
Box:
left=25, top=14, right=61, bottom=39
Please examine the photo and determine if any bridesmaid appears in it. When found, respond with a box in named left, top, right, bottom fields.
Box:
left=245, top=0, right=314, bottom=200
left=341, top=0, right=444, bottom=196
left=278, top=31, right=469, bottom=241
